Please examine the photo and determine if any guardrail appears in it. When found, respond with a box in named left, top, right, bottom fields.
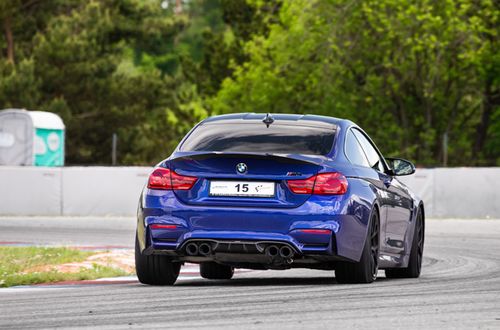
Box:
left=0, top=166, right=498, bottom=218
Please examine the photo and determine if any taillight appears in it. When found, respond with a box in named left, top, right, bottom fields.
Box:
left=148, top=168, right=171, bottom=189
left=286, top=175, right=316, bottom=194
left=170, top=170, right=198, bottom=190
left=147, top=168, right=197, bottom=190
left=287, top=172, right=348, bottom=195
left=313, top=172, right=348, bottom=195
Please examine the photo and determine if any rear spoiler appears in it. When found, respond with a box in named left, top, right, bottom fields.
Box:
left=166, top=151, right=328, bottom=166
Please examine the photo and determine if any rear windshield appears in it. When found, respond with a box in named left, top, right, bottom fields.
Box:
left=180, top=123, right=336, bottom=155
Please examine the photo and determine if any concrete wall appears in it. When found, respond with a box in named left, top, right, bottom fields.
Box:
left=0, top=166, right=62, bottom=215
left=0, top=166, right=499, bottom=218
left=61, top=167, right=150, bottom=216
left=0, top=166, right=150, bottom=216
left=398, top=168, right=500, bottom=218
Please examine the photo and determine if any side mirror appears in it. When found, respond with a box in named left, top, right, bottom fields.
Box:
left=385, top=158, right=416, bottom=176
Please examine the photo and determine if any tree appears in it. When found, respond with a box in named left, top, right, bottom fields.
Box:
left=211, top=0, right=499, bottom=166
left=1, top=0, right=189, bottom=164
left=1, top=0, right=497, bottom=166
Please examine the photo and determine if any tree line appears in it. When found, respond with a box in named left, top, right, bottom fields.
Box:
left=0, top=0, right=498, bottom=166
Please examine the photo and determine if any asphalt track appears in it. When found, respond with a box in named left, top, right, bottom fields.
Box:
left=0, top=218, right=499, bottom=329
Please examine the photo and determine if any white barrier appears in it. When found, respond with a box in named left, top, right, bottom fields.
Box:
left=398, top=167, right=500, bottom=218
left=62, top=167, right=150, bottom=216
left=0, top=166, right=151, bottom=216
left=0, top=166, right=499, bottom=218
left=433, top=168, right=500, bottom=218
left=0, top=166, right=62, bottom=215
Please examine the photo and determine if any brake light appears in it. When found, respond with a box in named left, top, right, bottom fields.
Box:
left=287, top=172, right=348, bottom=195
left=147, top=168, right=197, bottom=190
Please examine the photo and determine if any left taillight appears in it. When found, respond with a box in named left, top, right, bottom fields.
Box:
left=287, top=172, right=348, bottom=195
left=147, top=167, right=197, bottom=190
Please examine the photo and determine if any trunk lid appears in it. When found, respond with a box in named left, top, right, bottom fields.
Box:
left=167, top=152, right=326, bottom=208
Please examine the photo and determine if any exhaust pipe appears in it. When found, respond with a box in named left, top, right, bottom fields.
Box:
left=279, top=246, right=294, bottom=259
left=185, top=242, right=199, bottom=256
left=199, top=243, right=212, bottom=256
left=265, top=245, right=279, bottom=257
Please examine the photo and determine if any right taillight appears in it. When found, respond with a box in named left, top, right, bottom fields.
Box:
left=287, top=172, right=348, bottom=195
left=148, top=167, right=197, bottom=190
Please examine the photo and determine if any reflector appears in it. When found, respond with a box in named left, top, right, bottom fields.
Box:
left=297, top=229, right=331, bottom=235
left=150, top=224, right=178, bottom=229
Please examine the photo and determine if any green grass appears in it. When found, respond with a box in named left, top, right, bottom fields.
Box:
left=0, top=246, right=129, bottom=288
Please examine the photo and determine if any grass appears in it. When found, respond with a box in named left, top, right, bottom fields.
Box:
left=0, top=246, right=129, bottom=288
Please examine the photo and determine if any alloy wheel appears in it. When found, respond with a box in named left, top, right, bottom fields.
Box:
left=370, top=213, right=379, bottom=279
left=416, top=212, right=424, bottom=272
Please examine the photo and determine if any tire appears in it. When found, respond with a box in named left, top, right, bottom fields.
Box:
left=385, top=208, right=424, bottom=279
left=200, top=262, right=234, bottom=280
left=335, top=210, right=379, bottom=284
left=135, top=235, right=181, bottom=285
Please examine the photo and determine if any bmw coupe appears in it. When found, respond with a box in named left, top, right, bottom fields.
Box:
left=135, top=113, right=425, bottom=285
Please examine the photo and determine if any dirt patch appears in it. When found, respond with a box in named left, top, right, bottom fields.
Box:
left=24, top=249, right=134, bottom=274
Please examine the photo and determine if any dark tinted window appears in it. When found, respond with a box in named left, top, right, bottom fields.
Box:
left=345, top=130, right=369, bottom=166
left=352, top=129, right=385, bottom=172
left=180, top=123, right=335, bottom=155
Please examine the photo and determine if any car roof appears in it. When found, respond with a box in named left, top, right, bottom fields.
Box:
left=201, top=113, right=352, bottom=128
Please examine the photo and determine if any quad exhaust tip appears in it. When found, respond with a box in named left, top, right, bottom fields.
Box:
left=199, top=243, right=213, bottom=256
left=279, top=246, right=294, bottom=259
left=265, top=245, right=280, bottom=257
left=185, top=242, right=199, bottom=256
left=185, top=242, right=213, bottom=256
left=185, top=241, right=295, bottom=262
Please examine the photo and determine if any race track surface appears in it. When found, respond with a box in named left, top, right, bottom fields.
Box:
left=0, top=217, right=135, bottom=248
left=0, top=218, right=499, bottom=329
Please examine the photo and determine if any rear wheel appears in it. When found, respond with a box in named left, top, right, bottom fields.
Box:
left=385, top=209, right=424, bottom=278
left=135, top=235, right=181, bottom=285
left=200, top=262, right=234, bottom=280
left=336, top=210, right=379, bottom=284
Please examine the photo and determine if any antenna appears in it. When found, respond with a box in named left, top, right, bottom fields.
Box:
left=262, top=113, right=274, bottom=128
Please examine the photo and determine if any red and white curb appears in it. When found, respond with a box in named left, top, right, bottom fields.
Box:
left=1, top=264, right=252, bottom=292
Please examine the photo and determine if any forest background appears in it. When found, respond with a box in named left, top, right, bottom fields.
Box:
left=0, top=0, right=498, bottom=166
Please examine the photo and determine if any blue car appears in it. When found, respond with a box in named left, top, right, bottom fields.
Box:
left=135, top=113, right=425, bottom=285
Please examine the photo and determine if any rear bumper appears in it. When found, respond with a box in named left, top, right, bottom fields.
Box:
left=137, top=189, right=371, bottom=262
left=148, top=230, right=333, bottom=255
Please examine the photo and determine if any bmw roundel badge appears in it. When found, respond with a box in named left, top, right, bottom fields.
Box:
left=236, top=163, right=248, bottom=174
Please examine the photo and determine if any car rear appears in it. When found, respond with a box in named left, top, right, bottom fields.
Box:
left=137, top=114, right=362, bottom=269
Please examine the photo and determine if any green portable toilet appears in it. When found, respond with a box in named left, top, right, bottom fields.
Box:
left=0, top=109, right=65, bottom=166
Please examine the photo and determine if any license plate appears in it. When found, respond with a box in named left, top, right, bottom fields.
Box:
left=209, top=181, right=275, bottom=197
